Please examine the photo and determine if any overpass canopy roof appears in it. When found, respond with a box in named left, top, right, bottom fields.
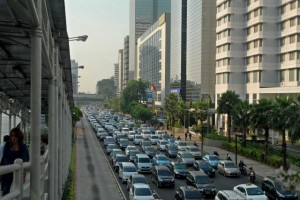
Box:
left=0, top=0, right=73, bottom=114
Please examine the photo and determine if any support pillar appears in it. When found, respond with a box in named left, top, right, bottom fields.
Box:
left=13, top=115, right=16, bottom=128
left=30, top=0, right=42, bottom=198
left=0, top=111, right=2, bottom=142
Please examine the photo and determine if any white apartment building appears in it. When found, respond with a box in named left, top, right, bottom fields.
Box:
left=118, top=49, right=124, bottom=95
left=136, top=13, right=171, bottom=106
left=114, top=63, right=119, bottom=94
left=216, top=0, right=300, bottom=132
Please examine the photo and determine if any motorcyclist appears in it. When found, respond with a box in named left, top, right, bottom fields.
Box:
left=226, top=153, right=232, bottom=161
left=238, top=160, right=247, bottom=175
left=248, top=166, right=256, bottom=183
left=193, top=141, right=198, bottom=147
left=248, top=166, right=255, bottom=175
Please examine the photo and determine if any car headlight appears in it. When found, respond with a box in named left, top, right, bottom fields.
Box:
left=198, top=188, right=204, bottom=191
left=277, top=192, right=285, bottom=198
left=212, top=168, right=215, bottom=172
left=158, top=177, right=163, bottom=182
left=211, top=188, right=216, bottom=191
left=171, top=178, right=175, bottom=182
left=294, top=193, right=298, bottom=197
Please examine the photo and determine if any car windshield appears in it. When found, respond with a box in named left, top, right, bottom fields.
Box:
left=195, top=176, right=211, bottom=184
left=225, top=162, right=236, bottom=168
left=208, top=156, right=218, bottom=161
left=127, top=147, right=136, bottom=151
left=190, top=147, right=200, bottom=152
left=129, top=151, right=139, bottom=156
left=246, top=187, right=264, bottom=195
left=133, top=177, right=147, bottom=184
left=124, top=166, right=137, bottom=172
left=108, top=145, right=118, bottom=149
left=182, top=153, right=193, bottom=158
left=160, top=141, right=168, bottom=145
left=106, top=138, right=114, bottom=142
left=174, top=163, right=187, bottom=169
left=120, top=140, right=129, bottom=144
left=135, top=136, right=142, bottom=139
left=135, top=188, right=152, bottom=196
left=139, top=158, right=150, bottom=163
left=143, top=142, right=151, bottom=146
left=168, top=146, right=177, bottom=151
left=145, top=147, right=154, bottom=152
left=157, top=156, right=168, bottom=161
left=185, top=190, right=201, bottom=199
left=143, top=131, right=151, bottom=134
left=158, top=170, right=172, bottom=176
left=151, top=136, right=159, bottom=139
left=178, top=142, right=187, bottom=146
left=116, top=157, right=129, bottom=162
left=200, top=163, right=212, bottom=169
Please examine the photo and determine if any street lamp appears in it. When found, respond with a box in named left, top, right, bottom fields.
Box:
left=69, top=35, right=88, bottom=42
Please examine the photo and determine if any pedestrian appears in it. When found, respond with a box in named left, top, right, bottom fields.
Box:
left=1, top=128, right=29, bottom=195
left=189, top=132, right=192, bottom=141
left=0, top=135, right=10, bottom=161
left=185, top=131, right=188, bottom=140
left=177, top=136, right=181, bottom=140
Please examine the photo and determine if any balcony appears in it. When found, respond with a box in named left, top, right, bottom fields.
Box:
left=281, top=8, right=299, bottom=21
left=280, top=25, right=300, bottom=37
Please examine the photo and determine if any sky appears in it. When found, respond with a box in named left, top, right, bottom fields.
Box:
left=65, top=0, right=129, bottom=94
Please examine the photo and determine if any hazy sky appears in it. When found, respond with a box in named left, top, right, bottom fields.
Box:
left=66, top=0, right=129, bottom=94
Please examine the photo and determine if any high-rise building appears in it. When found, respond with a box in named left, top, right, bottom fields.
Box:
left=215, top=0, right=300, bottom=129
left=137, top=13, right=171, bottom=106
left=186, top=0, right=216, bottom=102
left=114, top=63, right=119, bottom=95
left=129, top=0, right=171, bottom=80
left=123, top=36, right=130, bottom=88
left=118, top=49, right=124, bottom=94
left=170, top=0, right=187, bottom=101
left=71, top=59, right=79, bottom=94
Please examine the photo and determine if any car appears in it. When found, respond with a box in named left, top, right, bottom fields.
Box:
left=152, top=154, right=170, bottom=166
left=125, top=145, right=138, bottom=156
left=149, top=135, right=159, bottom=145
left=186, top=146, right=202, bottom=160
left=106, top=144, right=119, bottom=155
left=175, top=186, right=203, bottom=200
left=104, top=136, right=115, bottom=147
left=233, top=183, right=268, bottom=200
left=127, top=174, right=148, bottom=191
left=202, top=155, right=220, bottom=169
left=261, top=177, right=298, bottom=200
left=151, top=166, right=175, bottom=188
left=167, top=162, right=189, bottom=178
left=134, top=154, right=152, bottom=173
left=155, top=130, right=165, bottom=138
left=129, top=183, right=155, bottom=200
left=141, top=140, right=152, bottom=151
left=165, top=144, right=178, bottom=158
left=128, top=131, right=136, bottom=140
left=161, top=133, right=171, bottom=141
left=186, top=171, right=216, bottom=198
left=193, top=160, right=215, bottom=178
left=133, top=135, right=143, bottom=145
left=98, top=132, right=109, bottom=141
left=175, top=141, right=188, bottom=151
left=177, top=151, right=195, bottom=167
left=218, top=160, right=240, bottom=177
left=119, top=162, right=138, bottom=183
left=157, top=140, right=168, bottom=151
left=110, top=149, right=123, bottom=163
left=113, top=154, right=129, bottom=172
left=119, top=138, right=129, bottom=150
left=128, top=150, right=141, bottom=162
left=141, top=130, right=152, bottom=140
left=144, top=146, right=156, bottom=159
left=215, top=190, right=244, bottom=200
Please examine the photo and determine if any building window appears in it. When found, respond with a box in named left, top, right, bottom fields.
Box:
left=253, top=94, right=257, bottom=104
left=290, top=18, right=296, bottom=27
left=291, top=1, right=296, bottom=10
left=247, top=13, right=251, bottom=21
left=281, top=5, right=286, bottom=14
left=289, top=69, right=295, bottom=81
left=290, top=52, right=295, bottom=60
left=290, top=35, right=296, bottom=43
left=246, top=94, right=250, bottom=103
left=253, top=71, right=258, bottom=83
left=297, top=51, right=300, bottom=59
left=281, top=38, right=285, bottom=46
left=259, top=39, right=263, bottom=47
left=280, top=54, right=285, bottom=62
left=246, top=57, right=250, bottom=65
left=281, top=22, right=285, bottom=30
left=246, top=73, right=250, bottom=83
left=247, top=0, right=251, bottom=6
left=254, top=40, right=258, bottom=48
left=280, top=70, right=285, bottom=82
left=298, top=68, right=300, bottom=81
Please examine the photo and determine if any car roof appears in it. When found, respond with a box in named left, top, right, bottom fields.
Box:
left=131, top=174, right=146, bottom=179
left=189, top=171, right=207, bottom=176
left=237, top=183, right=259, bottom=188
left=121, top=162, right=135, bottom=167
left=180, top=186, right=200, bottom=192
left=133, top=183, right=151, bottom=189
left=155, top=165, right=169, bottom=170
left=218, top=190, right=244, bottom=199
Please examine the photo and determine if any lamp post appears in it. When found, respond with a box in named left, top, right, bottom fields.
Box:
left=69, top=35, right=88, bottom=42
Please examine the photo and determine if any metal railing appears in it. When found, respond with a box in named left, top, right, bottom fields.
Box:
left=0, top=149, right=49, bottom=200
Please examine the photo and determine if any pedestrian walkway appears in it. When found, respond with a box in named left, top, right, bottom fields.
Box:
left=75, top=117, right=123, bottom=200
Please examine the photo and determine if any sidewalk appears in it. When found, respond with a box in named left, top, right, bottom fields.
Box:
left=75, top=118, right=123, bottom=200
left=166, top=130, right=275, bottom=179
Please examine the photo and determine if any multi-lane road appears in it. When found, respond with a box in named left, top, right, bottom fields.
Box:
left=88, top=125, right=263, bottom=200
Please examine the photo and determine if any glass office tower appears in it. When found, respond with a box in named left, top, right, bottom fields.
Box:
left=186, top=0, right=216, bottom=102
left=129, top=0, right=171, bottom=80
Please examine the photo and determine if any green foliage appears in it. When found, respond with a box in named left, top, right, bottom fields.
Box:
left=120, top=79, right=150, bottom=113
left=72, top=106, right=83, bottom=127
left=265, top=155, right=282, bottom=168
left=164, top=93, right=179, bottom=127
left=205, top=133, right=227, bottom=141
left=191, top=100, right=209, bottom=125
left=174, top=121, right=181, bottom=128
left=288, top=155, right=300, bottom=167
left=131, top=103, right=153, bottom=122
left=62, top=143, right=75, bottom=200
left=96, top=77, right=116, bottom=100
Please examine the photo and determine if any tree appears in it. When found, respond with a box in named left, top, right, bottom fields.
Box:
left=72, top=106, right=83, bottom=127
left=250, top=98, right=274, bottom=161
left=96, top=77, right=116, bottom=100
left=120, top=79, right=150, bottom=113
left=287, top=95, right=300, bottom=143
left=270, top=96, right=294, bottom=170
left=232, top=100, right=252, bottom=147
left=217, top=91, right=241, bottom=143
left=131, top=103, right=153, bottom=122
left=164, top=93, right=179, bottom=128
left=175, top=100, right=187, bottom=127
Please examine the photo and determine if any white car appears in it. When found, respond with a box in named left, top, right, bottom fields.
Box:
left=125, top=145, right=138, bottom=156
left=186, top=146, right=202, bottom=159
left=134, top=135, right=144, bottom=145
left=175, top=141, right=188, bottom=151
left=233, top=183, right=268, bottom=200
left=119, top=162, right=138, bottom=183
left=149, top=135, right=159, bottom=145
left=129, top=183, right=155, bottom=200
left=157, top=140, right=168, bottom=151
left=128, top=131, right=136, bottom=140
left=141, top=130, right=151, bottom=140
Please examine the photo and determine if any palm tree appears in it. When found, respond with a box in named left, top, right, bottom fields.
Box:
left=250, top=98, right=274, bottom=162
left=232, top=100, right=252, bottom=147
left=175, top=100, right=187, bottom=127
left=164, top=93, right=179, bottom=128
left=217, top=91, right=241, bottom=143
left=270, top=96, right=294, bottom=170
left=286, top=95, right=300, bottom=144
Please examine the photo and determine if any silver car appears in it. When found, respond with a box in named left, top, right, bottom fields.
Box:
left=218, top=160, right=240, bottom=177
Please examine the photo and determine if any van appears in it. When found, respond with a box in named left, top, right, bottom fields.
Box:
left=134, top=154, right=152, bottom=173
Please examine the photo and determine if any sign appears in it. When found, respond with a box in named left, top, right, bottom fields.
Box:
left=170, top=88, right=180, bottom=94
left=146, top=92, right=153, bottom=107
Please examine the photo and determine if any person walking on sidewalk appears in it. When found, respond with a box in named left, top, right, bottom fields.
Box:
left=189, top=132, right=192, bottom=141
left=185, top=131, right=188, bottom=140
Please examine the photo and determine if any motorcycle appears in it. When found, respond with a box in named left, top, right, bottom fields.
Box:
left=239, top=165, right=247, bottom=176
left=213, top=151, right=219, bottom=157
left=249, top=171, right=256, bottom=183
left=226, top=154, right=232, bottom=161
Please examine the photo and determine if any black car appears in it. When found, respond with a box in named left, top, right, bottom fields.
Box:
left=193, top=161, right=215, bottom=178
left=262, top=177, right=298, bottom=200
left=144, top=146, right=156, bottom=159
left=167, top=162, right=189, bottom=178
left=175, top=186, right=203, bottom=200
left=165, top=144, right=178, bottom=158
left=151, top=166, right=175, bottom=188
left=119, top=138, right=129, bottom=150
left=186, top=171, right=216, bottom=198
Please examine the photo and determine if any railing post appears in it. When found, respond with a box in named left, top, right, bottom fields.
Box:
left=11, top=158, right=23, bottom=200
left=41, top=157, right=45, bottom=198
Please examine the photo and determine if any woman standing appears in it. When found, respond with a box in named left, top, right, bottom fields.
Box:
left=1, top=128, right=29, bottom=195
